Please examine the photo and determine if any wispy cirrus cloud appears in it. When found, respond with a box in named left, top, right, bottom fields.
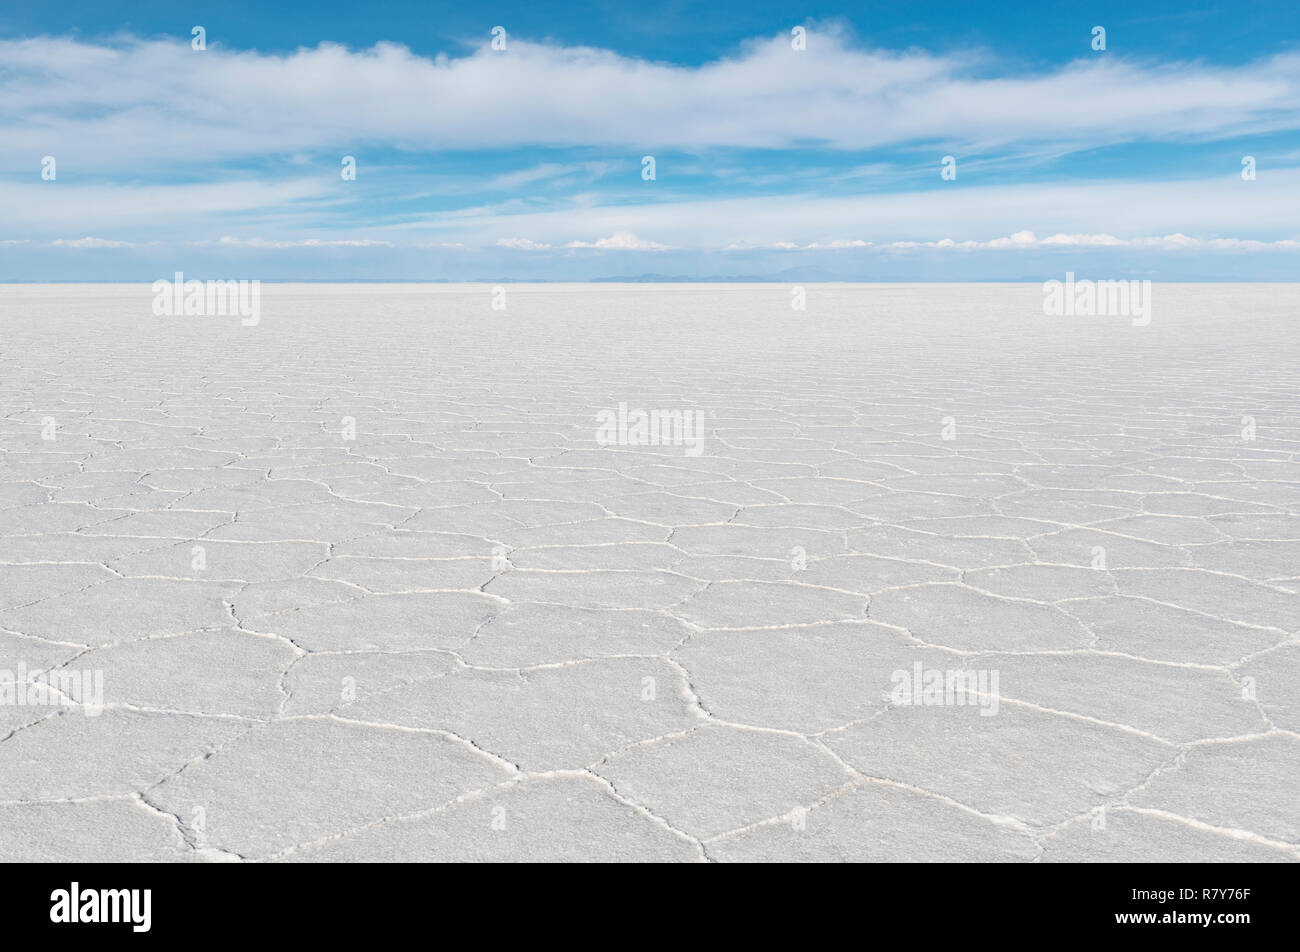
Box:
left=405, top=169, right=1300, bottom=249
left=481, top=162, right=612, bottom=191
left=6, top=170, right=1299, bottom=257
left=0, top=179, right=334, bottom=233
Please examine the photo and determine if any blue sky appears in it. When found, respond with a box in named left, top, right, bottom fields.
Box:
left=1, top=0, right=1298, bottom=280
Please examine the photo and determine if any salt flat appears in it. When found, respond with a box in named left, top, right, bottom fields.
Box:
left=1, top=282, right=1298, bottom=863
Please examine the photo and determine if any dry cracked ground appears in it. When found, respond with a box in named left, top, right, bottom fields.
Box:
left=1, top=282, right=1298, bottom=863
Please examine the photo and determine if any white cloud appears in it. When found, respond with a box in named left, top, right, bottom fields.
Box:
left=0, top=179, right=332, bottom=233
left=3, top=31, right=1298, bottom=258
left=564, top=231, right=673, bottom=250
left=496, top=232, right=671, bottom=251
left=208, top=236, right=395, bottom=248
left=723, top=231, right=1300, bottom=252
left=496, top=237, right=553, bottom=250
left=48, top=237, right=134, bottom=248
left=481, top=162, right=611, bottom=191
left=726, top=240, right=801, bottom=250
left=1, top=33, right=1298, bottom=167
left=416, top=169, right=1300, bottom=249
left=806, top=239, right=870, bottom=249
left=11, top=227, right=1299, bottom=256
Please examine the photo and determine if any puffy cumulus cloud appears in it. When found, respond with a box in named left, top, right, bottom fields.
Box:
left=496, top=232, right=673, bottom=251
left=564, top=231, right=673, bottom=250
left=496, top=237, right=553, bottom=250
left=22, top=230, right=1300, bottom=254
left=48, top=236, right=135, bottom=248
left=722, top=231, right=1300, bottom=252
left=2, top=33, right=1299, bottom=168
left=205, top=236, right=395, bottom=248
